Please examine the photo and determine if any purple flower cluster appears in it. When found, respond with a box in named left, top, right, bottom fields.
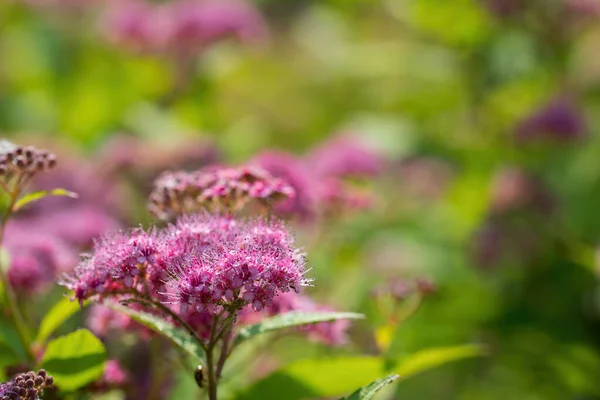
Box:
left=61, top=213, right=310, bottom=317
left=101, top=0, right=266, bottom=54
left=0, top=370, right=53, bottom=400
left=148, top=165, right=295, bottom=219
left=515, top=96, right=586, bottom=143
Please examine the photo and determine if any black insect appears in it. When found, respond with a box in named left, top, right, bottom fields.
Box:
left=194, top=365, right=204, bottom=388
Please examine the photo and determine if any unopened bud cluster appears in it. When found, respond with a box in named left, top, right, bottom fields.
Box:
left=0, top=370, right=54, bottom=400
left=0, top=141, right=57, bottom=179
left=148, top=165, right=295, bottom=219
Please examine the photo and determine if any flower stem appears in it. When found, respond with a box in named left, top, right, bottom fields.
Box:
left=206, top=314, right=220, bottom=400
left=0, top=176, right=34, bottom=362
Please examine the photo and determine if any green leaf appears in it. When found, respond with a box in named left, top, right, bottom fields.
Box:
left=235, top=311, right=364, bottom=347
left=0, top=315, right=27, bottom=366
left=106, top=302, right=206, bottom=364
left=238, top=344, right=487, bottom=400
left=13, top=189, right=78, bottom=212
left=40, top=329, right=106, bottom=392
left=394, top=344, right=488, bottom=377
left=236, top=357, right=383, bottom=400
left=341, top=374, right=400, bottom=400
left=36, top=295, right=88, bottom=344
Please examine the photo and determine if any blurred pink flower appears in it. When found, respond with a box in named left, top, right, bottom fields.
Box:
left=101, top=0, right=267, bottom=54
left=5, top=222, right=76, bottom=292
left=307, top=133, right=384, bottom=178
left=251, top=151, right=318, bottom=220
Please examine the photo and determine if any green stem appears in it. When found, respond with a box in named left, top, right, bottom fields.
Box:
left=0, top=175, right=34, bottom=362
left=206, top=314, right=220, bottom=400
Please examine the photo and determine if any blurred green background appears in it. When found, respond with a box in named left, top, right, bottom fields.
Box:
left=3, top=0, right=600, bottom=399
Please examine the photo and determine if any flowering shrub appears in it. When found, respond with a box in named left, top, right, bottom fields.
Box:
left=9, top=0, right=600, bottom=398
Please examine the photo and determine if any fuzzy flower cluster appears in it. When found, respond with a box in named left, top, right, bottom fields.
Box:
left=0, top=370, right=53, bottom=400
left=0, top=141, right=57, bottom=179
left=61, top=213, right=310, bottom=316
left=101, top=0, right=266, bottom=54
left=148, top=165, right=295, bottom=220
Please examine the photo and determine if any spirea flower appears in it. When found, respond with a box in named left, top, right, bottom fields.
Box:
left=163, top=214, right=310, bottom=313
left=61, top=213, right=311, bottom=315
left=0, top=370, right=53, bottom=400
left=148, top=165, right=295, bottom=220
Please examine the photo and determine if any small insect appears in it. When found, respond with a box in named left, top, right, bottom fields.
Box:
left=194, top=365, right=204, bottom=388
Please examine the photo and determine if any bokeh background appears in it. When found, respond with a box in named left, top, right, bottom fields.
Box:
left=2, top=0, right=600, bottom=399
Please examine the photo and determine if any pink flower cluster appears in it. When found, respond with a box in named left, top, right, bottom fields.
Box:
left=251, top=133, right=384, bottom=220
left=101, top=0, right=267, bottom=54
left=148, top=165, right=295, bottom=219
left=61, top=213, right=310, bottom=316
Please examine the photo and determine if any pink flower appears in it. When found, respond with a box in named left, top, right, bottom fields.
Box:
left=307, top=133, right=384, bottom=178
left=166, top=0, right=267, bottom=51
left=101, top=0, right=170, bottom=53
left=102, top=360, right=128, bottom=387
left=5, top=222, right=76, bottom=292
left=163, top=214, right=310, bottom=313
left=61, top=213, right=311, bottom=315
left=251, top=151, right=318, bottom=220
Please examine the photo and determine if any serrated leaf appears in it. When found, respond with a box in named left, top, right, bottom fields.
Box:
left=394, top=344, right=488, bottom=377
left=106, top=302, right=206, bottom=364
left=13, top=189, right=78, bottom=212
left=235, top=311, right=364, bottom=346
left=341, top=374, right=400, bottom=400
left=36, top=295, right=88, bottom=344
left=40, top=329, right=106, bottom=392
